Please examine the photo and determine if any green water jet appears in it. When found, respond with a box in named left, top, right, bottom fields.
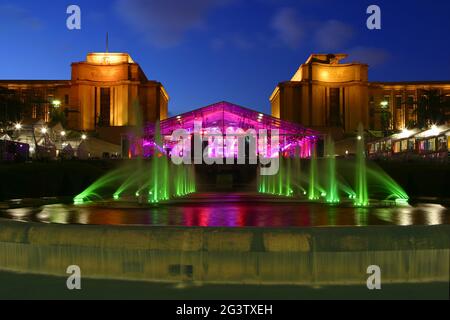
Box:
left=148, top=119, right=170, bottom=203
left=355, top=123, right=369, bottom=207
left=308, top=144, right=320, bottom=200
left=75, top=99, right=196, bottom=205
left=325, top=136, right=340, bottom=204
left=74, top=167, right=130, bottom=204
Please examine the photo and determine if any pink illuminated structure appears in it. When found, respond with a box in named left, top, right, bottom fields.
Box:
left=129, top=101, right=320, bottom=159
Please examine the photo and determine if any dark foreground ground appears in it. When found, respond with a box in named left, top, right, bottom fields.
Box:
left=0, top=271, right=448, bottom=300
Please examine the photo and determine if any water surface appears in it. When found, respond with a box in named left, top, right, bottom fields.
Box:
left=1, top=193, right=448, bottom=227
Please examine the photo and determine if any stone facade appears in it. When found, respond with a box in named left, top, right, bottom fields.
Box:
left=0, top=52, right=168, bottom=141
left=271, top=54, right=450, bottom=138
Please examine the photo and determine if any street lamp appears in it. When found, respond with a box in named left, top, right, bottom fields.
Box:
left=52, top=100, right=61, bottom=108
left=41, top=127, right=48, bottom=134
left=81, top=134, right=87, bottom=140
left=14, top=123, right=22, bottom=130
left=60, top=131, right=66, bottom=137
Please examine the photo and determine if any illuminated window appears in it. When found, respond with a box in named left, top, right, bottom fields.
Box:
left=427, top=139, right=436, bottom=151
left=99, top=88, right=111, bottom=126
left=408, top=139, right=415, bottom=151
left=329, top=88, right=341, bottom=126
left=401, top=140, right=408, bottom=152
left=419, top=141, right=425, bottom=152
left=407, top=96, right=414, bottom=106
left=438, top=136, right=447, bottom=151
left=44, top=105, right=49, bottom=122
left=386, top=140, right=392, bottom=151
left=395, top=96, right=402, bottom=108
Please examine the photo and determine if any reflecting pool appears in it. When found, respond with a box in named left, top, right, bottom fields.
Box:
left=1, top=193, right=448, bottom=227
left=0, top=193, right=449, bottom=299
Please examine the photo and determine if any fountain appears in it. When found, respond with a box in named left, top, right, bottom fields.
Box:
left=149, top=119, right=170, bottom=203
left=354, top=123, right=369, bottom=207
left=74, top=100, right=196, bottom=205
left=255, top=125, right=408, bottom=207
left=258, top=156, right=294, bottom=197
left=74, top=166, right=130, bottom=205
left=308, top=144, right=320, bottom=200
left=292, top=145, right=306, bottom=196
left=74, top=105, right=407, bottom=208
left=325, top=136, right=339, bottom=204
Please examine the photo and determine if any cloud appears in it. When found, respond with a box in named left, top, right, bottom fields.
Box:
left=347, top=46, right=390, bottom=67
left=315, top=20, right=354, bottom=51
left=211, top=38, right=226, bottom=50
left=115, top=0, right=232, bottom=48
left=210, top=34, right=256, bottom=51
left=271, top=8, right=304, bottom=49
left=270, top=9, right=354, bottom=52
left=0, top=4, right=43, bottom=30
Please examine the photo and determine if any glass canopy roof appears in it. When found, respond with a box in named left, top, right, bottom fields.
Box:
left=146, top=101, right=319, bottom=138
left=138, top=101, right=319, bottom=159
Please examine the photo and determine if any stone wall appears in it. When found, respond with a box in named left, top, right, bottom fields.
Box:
left=0, top=220, right=448, bottom=286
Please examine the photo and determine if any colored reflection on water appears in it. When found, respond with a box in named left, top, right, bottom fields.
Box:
left=1, top=196, right=448, bottom=227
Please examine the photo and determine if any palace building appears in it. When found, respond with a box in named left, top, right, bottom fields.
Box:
left=271, top=54, right=450, bottom=139
left=1, top=51, right=449, bottom=154
left=0, top=52, right=168, bottom=144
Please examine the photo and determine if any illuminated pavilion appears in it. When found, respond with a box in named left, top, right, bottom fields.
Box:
left=127, top=101, right=320, bottom=160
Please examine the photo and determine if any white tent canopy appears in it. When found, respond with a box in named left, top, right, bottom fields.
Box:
left=60, top=143, right=75, bottom=159
left=77, top=138, right=120, bottom=159
left=0, top=134, right=12, bottom=141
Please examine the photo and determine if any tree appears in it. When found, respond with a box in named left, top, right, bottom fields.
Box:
left=49, top=108, right=67, bottom=127
left=0, top=86, right=49, bottom=126
left=414, top=90, right=450, bottom=128
left=380, top=108, right=392, bottom=135
left=373, top=101, right=392, bottom=136
left=0, top=87, right=25, bottom=125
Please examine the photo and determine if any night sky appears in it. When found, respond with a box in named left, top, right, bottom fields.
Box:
left=1, top=0, right=449, bottom=115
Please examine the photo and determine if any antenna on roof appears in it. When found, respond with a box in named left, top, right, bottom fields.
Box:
left=106, top=32, right=109, bottom=53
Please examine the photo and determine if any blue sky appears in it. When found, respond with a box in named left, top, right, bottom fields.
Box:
left=1, top=0, right=449, bottom=115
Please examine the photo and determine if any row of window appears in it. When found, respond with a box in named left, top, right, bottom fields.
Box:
left=369, top=95, right=416, bottom=107
left=369, top=135, right=450, bottom=156
left=29, top=94, right=69, bottom=120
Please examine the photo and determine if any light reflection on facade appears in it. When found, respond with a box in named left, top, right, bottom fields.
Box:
left=355, top=208, right=369, bottom=226
left=7, top=208, right=30, bottom=218
left=398, top=208, right=413, bottom=226
left=423, top=204, right=445, bottom=226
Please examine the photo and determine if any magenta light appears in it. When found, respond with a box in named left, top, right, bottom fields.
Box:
left=130, top=101, right=319, bottom=159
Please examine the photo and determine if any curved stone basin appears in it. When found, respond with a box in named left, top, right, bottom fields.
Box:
left=0, top=193, right=448, bottom=298
left=0, top=218, right=448, bottom=288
